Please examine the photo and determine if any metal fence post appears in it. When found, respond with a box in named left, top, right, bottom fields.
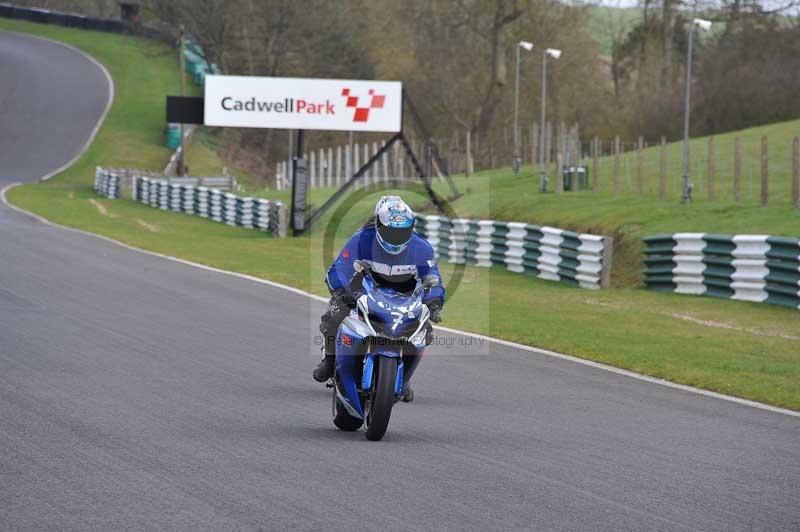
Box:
left=592, top=137, right=599, bottom=193
left=734, top=137, right=741, bottom=203
left=555, top=151, right=564, bottom=193
left=793, top=137, right=799, bottom=209
left=614, top=136, right=621, bottom=196
left=659, top=136, right=666, bottom=201
left=636, top=136, right=644, bottom=197
left=707, top=136, right=715, bottom=201
left=761, top=135, right=768, bottom=207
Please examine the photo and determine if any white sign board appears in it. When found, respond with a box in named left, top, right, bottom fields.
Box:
left=204, top=75, right=402, bottom=133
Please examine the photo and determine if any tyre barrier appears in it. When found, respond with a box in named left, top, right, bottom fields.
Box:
left=183, top=37, right=219, bottom=86
left=415, top=214, right=613, bottom=289
left=644, top=233, right=800, bottom=309
left=133, top=176, right=287, bottom=237
left=93, top=167, right=120, bottom=199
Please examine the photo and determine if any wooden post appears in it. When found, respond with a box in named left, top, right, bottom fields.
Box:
left=659, top=136, right=666, bottom=201
left=636, top=136, right=644, bottom=197
left=733, top=137, right=741, bottom=203
left=555, top=151, right=564, bottom=193
left=761, top=135, right=768, bottom=207
left=592, top=137, right=599, bottom=193
left=465, top=130, right=473, bottom=178
left=707, top=136, right=715, bottom=201
left=614, top=136, right=621, bottom=196
left=793, top=136, right=799, bottom=209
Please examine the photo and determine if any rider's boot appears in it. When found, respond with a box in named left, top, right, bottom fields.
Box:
left=313, top=335, right=336, bottom=383
left=313, top=354, right=335, bottom=382
left=401, top=383, right=414, bottom=402
left=400, top=352, right=423, bottom=402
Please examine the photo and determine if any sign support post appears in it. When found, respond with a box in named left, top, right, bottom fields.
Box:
left=290, top=130, right=307, bottom=235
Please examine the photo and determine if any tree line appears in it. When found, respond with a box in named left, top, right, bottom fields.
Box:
left=15, top=0, right=800, bottom=182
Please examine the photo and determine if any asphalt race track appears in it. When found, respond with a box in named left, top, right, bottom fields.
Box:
left=1, top=29, right=799, bottom=532
left=0, top=31, right=108, bottom=184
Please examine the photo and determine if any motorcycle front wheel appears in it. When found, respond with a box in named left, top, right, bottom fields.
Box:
left=364, top=356, right=398, bottom=441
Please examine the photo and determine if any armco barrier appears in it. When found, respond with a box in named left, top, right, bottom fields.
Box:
left=0, top=3, right=167, bottom=40
left=93, top=167, right=120, bottom=199
left=644, top=233, right=800, bottom=309
left=415, top=214, right=613, bottom=289
left=133, top=176, right=287, bottom=237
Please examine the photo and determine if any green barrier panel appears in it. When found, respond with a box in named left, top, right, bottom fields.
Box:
left=166, top=123, right=181, bottom=149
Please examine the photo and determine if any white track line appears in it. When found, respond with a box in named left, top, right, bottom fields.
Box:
left=3, top=185, right=799, bottom=419
left=2, top=31, right=797, bottom=420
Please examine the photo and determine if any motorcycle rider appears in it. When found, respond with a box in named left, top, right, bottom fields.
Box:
left=312, top=196, right=445, bottom=401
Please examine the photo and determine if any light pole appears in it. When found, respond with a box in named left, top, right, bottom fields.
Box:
left=513, top=40, right=534, bottom=175
left=539, top=48, right=561, bottom=192
left=681, top=17, right=712, bottom=203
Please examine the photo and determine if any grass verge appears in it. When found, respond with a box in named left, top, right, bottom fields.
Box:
left=4, top=18, right=800, bottom=410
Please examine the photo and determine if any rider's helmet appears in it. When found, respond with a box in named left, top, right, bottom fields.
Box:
left=374, top=195, right=415, bottom=255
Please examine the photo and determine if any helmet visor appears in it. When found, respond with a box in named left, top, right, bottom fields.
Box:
left=378, top=224, right=413, bottom=246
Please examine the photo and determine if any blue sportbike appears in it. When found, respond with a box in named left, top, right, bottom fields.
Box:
left=330, top=260, right=437, bottom=441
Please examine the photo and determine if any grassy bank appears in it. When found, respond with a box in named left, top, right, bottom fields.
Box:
left=4, top=18, right=800, bottom=410
left=427, top=119, right=800, bottom=287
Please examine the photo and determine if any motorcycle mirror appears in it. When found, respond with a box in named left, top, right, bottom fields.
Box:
left=422, top=275, right=439, bottom=289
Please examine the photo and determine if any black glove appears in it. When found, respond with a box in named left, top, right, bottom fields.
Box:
left=426, top=300, right=442, bottom=323
left=424, top=322, right=435, bottom=346
left=330, top=289, right=356, bottom=312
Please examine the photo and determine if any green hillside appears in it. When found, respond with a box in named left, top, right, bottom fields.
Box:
left=585, top=5, right=641, bottom=56
left=426, top=119, right=800, bottom=286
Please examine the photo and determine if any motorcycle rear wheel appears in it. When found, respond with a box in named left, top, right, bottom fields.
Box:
left=364, top=357, right=398, bottom=441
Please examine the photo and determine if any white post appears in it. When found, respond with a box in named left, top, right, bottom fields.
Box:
left=316, top=149, right=323, bottom=187
left=392, top=141, right=400, bottom=178
left=372, top=142, right=380, bottom=184
left=327, top=147, right=332, bottom=187
left=310, top=151, right=316, bottom=188
left=399, top=153, right=404, bottom=179
left=363, top=143, right=370, bottom=181
left=353, top=142, right=360, bottom=186
left=336, top=145, right=342, bottom=187
left=345, top=144, right=352, bottom=182
left=382, top=141, right=389, bottom=182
